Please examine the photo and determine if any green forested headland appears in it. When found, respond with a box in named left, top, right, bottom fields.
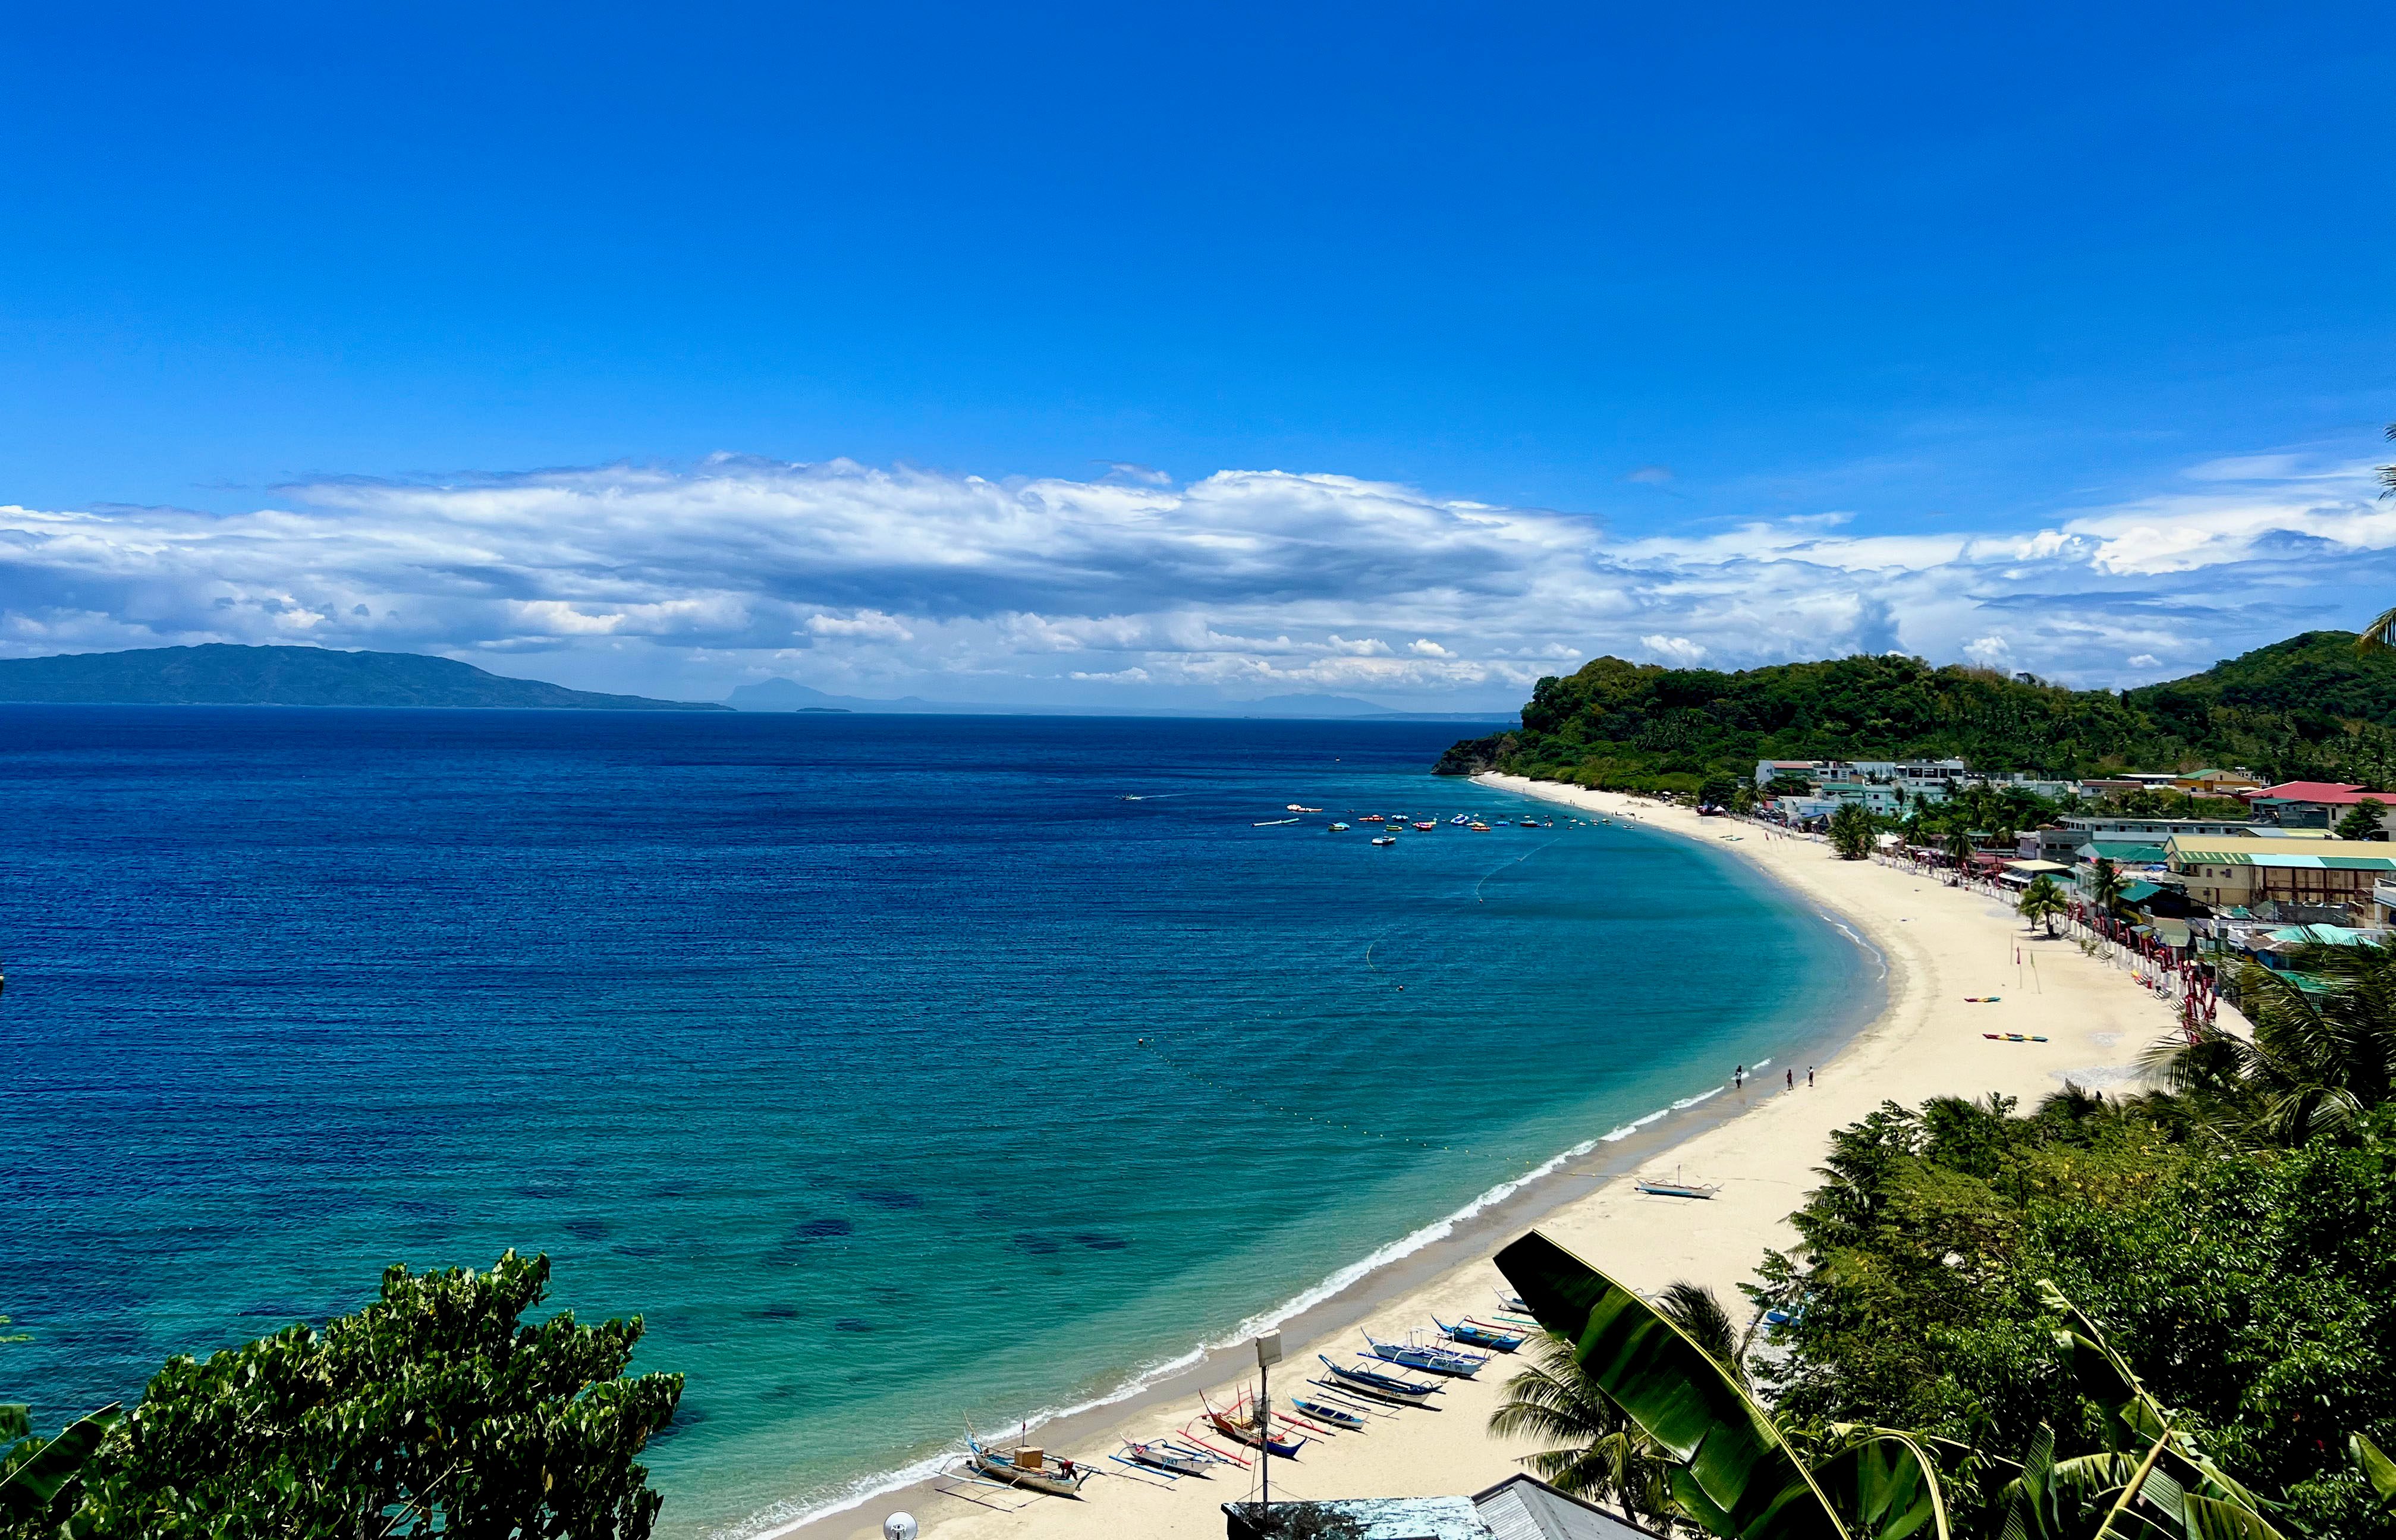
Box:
left=1438, top=630, right=2396, bottom=794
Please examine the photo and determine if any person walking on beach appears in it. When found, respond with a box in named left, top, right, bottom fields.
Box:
left=1786, top=1068, right=1794, bottom=1089
left=1807, top=1066, right=1815, bottom=1086
left=1734, top=1064, right=1744, bottom=1089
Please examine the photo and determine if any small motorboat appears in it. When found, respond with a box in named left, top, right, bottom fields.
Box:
left=1328, top=822, right=1350, bottom=831
left=1371, top=835, right=1397, bottom=847
left=1287, top=804, right=1324, bottom=813
left=1518, top=818, right=1539, bottom=827
left=1469, top=821, right=1491, bottom=832
left=967, top=1435, right=1091, bottom=1497
left=1361, top=815, right=1385, bottom=823
left=1411, top=820, right=1436, bottom=831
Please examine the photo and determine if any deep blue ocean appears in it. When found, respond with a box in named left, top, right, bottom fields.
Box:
left=0, top=708, right=1868, bottom=1536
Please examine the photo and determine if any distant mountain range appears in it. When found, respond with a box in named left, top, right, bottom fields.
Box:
left=0, top=645, right=728, bottom=710
left=724, top=677, right=1514, bottom=721
left=0, top=645, right=1518, bottom=720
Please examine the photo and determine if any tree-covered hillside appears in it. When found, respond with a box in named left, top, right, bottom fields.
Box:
left=1438, top=630, right=2396, bottom=794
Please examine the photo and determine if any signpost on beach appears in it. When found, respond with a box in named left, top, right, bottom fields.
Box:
left=1256, top=1330, right=1283, bottom=1511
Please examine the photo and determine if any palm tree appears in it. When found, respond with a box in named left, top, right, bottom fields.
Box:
left=1828, top=803, right=1875, bottom=860
left=2147, top=936, right=2396, bottom=1143
left=2018, top=873, right=2067, bottom=938
left=1944, top=827, right=1975, bottom=883
left=1487, top=1280, right=1745, bottom=1528
left=2087, top=856, right=2128, bottom=922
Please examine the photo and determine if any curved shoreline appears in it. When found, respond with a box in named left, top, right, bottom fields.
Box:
left=788, top=775, right=2171, bottom=1540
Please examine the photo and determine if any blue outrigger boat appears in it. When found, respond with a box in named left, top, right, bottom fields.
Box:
left=1363, top=1332, right=1486, bottom=1379
left=1434, top=1316, right=1524, bottom=1353
left=1288, top=1394, right=1367, bottom=1431
left=1317, top=1354, right=1441, bottom=1406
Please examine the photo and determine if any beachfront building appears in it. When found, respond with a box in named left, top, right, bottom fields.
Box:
left=1816, top=778, right=1903, bottom=813
left=1752, top=757, right=1962, bottom=802
left=2246, top=781, right=2394, bottom=830
left=2165, top=835, right=2396, bottom=917
left=2024, top=815, right=2255, bottom=866
left=1979, top=771, right=2079, bottom=800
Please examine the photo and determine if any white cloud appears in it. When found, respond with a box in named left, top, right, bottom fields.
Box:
left=1639, top=634, right=1708, bottom=665
left=2, top=449, right=2392, bottom=704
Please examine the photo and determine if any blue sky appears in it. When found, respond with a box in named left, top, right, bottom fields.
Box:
left=4, top=4, right=2393, bottom=706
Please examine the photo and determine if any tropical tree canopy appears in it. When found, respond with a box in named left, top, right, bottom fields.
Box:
left=2336, top=799, right=2389, bottom=842
left=1750, top=1090, right=2396, bottom=1540
left=2147, top=935, right=2396, bottom=1145
left=8, top=1252, right=683, bottom=1540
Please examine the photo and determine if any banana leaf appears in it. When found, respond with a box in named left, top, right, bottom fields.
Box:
left=2038, top=1281, right=2168, bottom=1451
left=0, top=1403, right=120, bottom=1525
left=1813, top=1432, right=1952, bottom=1540
left=1496, top=1231, right=1846, bottom=1540
left=2352, top=1435, right=2396, bottom=1511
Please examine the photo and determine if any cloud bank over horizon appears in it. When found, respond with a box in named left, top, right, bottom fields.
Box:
left=2, top=450, right=2389, bottom=706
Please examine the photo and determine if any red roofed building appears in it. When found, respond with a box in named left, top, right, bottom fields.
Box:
left=2248, top=781, right=2394, bottom=831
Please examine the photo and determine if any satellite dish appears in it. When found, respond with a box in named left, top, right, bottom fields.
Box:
left=883, top=1516, right=919, bottom=1540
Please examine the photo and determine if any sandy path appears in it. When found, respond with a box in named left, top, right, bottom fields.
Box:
left=805, top=777, right=2189, bottom=1540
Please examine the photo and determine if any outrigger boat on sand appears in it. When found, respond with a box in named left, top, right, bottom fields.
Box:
left=966, top=1432, right=1092, bottom=1498
left=1635, top=1166, right=1724, bottom=1200
left=1434, top=1316, right=1525, bottom=1352
left=1317, top=1354, right=1441, bottom=1406
left=1287, top=1394, right=1368, bottom=1430
left=1200, top=1393, right=1308, bottom=1459
left=1363, top=1332, right=1486, bottom=1378
left=1120, top=1439, right=1213, bottom=1476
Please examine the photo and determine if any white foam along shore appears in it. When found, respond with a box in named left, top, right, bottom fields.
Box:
left=789, top=774, right=2191, bottom=1540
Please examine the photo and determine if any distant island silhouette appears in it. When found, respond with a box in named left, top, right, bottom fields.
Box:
left=0, top=644, right=728, bottom=710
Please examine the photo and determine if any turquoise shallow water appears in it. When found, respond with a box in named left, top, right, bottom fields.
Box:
left=0, top=708, right=1870, bottom=1536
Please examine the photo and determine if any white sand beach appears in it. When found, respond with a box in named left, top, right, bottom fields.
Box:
left=809, top=775, right=2196, bottom=1540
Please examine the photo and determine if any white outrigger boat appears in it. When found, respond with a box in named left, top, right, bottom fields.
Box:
left=965, top=1431, right=1092, bottom=1497
left=1634, top=1166, right=1723, bottom=1200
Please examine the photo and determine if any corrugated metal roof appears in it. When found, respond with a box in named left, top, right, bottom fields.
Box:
left=2081, top=841, right=2167, bottom=863
left=1228, top=1497, right=1493, bottom=1539
left=1473, top=1478, right=1664, bottom=1540
left=2167, top=835, right=2396, bottom=869
left=2172, top=850, right=2396, bottom=870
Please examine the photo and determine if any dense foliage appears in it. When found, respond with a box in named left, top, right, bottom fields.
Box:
left=1750, top=1090, right=2396, bottom=1540
left=1438, top=631, right=2396, bottom=794
left=1, top=1252, right=681, bottom=1540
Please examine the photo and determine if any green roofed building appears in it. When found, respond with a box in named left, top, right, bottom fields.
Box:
left=2166, top=835, right=2396, bottom=916
left=2079, top=840, right=2168, bottom=866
